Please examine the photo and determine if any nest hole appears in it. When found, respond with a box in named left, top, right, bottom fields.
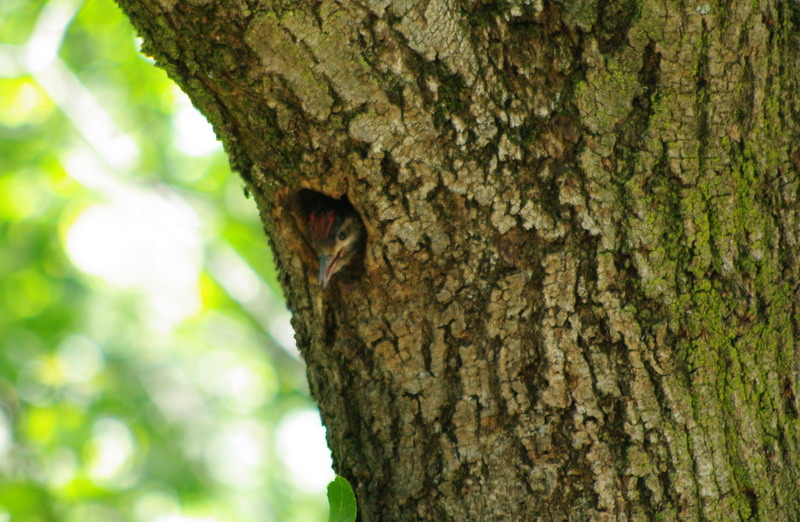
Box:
left=294, top=189, right=366, bottom=287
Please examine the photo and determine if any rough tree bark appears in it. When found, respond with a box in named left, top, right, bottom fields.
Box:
left=115, top=0, right=800, bottom=519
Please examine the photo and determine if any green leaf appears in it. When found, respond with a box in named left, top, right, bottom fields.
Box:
left=327, top=475, right=357, bottom=522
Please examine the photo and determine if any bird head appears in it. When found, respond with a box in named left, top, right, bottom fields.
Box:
left=308, top=207, right=364, bottom=288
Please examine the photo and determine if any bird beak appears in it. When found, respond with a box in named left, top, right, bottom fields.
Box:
left=318, top=255, right=331, bottom=287
left=318, top=253, right=338, bottom=288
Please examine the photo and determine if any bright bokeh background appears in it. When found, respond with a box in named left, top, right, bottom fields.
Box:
left=0, top=0, right=334, bottom=520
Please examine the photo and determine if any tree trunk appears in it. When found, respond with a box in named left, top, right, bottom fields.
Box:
left=116, top=0, right=800, bottom=518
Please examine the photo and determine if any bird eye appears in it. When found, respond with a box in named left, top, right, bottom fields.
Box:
left=337, top=231, right=347, bottom=241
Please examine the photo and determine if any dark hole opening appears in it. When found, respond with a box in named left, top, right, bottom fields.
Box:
left=298, top=189, right=356, bottom=219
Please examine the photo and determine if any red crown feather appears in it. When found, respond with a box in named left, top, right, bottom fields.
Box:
left=309, top=209, right=336, bottom=240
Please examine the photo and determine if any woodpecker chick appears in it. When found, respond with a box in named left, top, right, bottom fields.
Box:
left=308, top=205, right=364, bottom=288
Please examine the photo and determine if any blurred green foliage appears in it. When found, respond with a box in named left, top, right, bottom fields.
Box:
left=0, top=0, right=332, bottom=520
